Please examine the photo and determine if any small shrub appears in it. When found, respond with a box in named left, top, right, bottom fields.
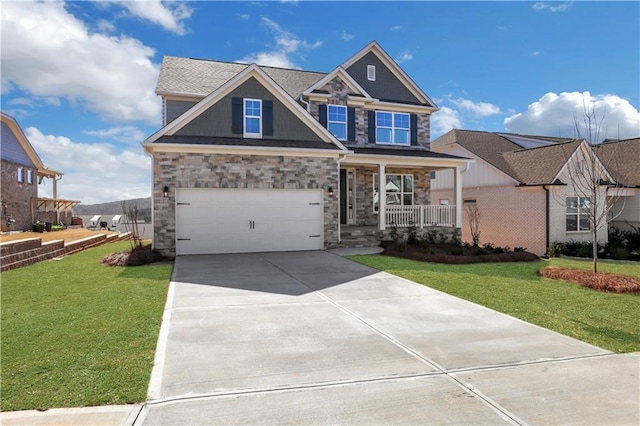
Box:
left=562, top=240, right=582, bottom=256
left=450, top=247, right=465, bottom=256
left=407, top=221, right=418, bottom=245
left=609, top=246, right=631, bottom=260
left=577, top=243, right=594, bottom=258
left=547, top=242, right=562, bottom=257
left=389, top=221, right=400, bottom=242
left=514, top=246, right=527, bottom=253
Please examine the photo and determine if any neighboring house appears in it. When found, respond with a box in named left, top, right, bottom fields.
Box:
left=0, top=112, right=79, bottom=232
left=596, top=137, right=640, bottom=231
left=431, top=130, right=638, bottom=255
left=144, top=41, right=472, bottom=256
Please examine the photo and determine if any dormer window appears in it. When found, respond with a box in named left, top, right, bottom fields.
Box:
left=327, top=105, right=347, bottom=140
left=367, top=65, right=376, bottom=81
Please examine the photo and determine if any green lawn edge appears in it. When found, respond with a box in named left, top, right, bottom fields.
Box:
left=346, top=255, right=640, bottom=354
left=1, top=241, right=172, bottom=412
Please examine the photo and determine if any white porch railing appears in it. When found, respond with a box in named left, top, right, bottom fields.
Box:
left=385, top=205, right=456, bottom=228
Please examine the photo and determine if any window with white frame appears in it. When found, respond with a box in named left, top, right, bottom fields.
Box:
left=373, top=174, right=413, bottom=212
left=328, top=105, right=347, bottom=140
left=566, top=197, right=591, bottom=231
left=376, top=111, right=409, bottom=145
left=27, top=170, right=33, bottom=184
left=244, top=98, right=261, bottom=137
left=17, top=167, right=23, bottom=183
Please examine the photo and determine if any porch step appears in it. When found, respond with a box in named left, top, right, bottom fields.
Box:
left=339, top=226, right=381, bottom=248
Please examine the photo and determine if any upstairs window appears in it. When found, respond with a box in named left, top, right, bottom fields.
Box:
left=376, top=111, right=409, bottom=145
left=367, top=65, right=376, bottom=81
left=17, top=167, right=23, bottom=183
left=566, top=197, right=591, bottom=232
left=327, top=105, right=347, bottom=140
left=244, top=98, right=262, bottom=137
left=27, top=170, right=33, bottom=184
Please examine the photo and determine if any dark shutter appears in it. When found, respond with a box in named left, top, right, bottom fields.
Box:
left=318, top=104, right=327, bottom=127
left=410, top=113, right=418, bottom=146
left=368, top=110, right=376, bottom=144
left=347, top=107, right=356, bottom=142
left=263, top=100, right=273, bottom=136
left=232, top=97, right=243, bottom=134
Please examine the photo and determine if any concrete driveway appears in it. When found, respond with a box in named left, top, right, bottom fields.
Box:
left=138, top=251, right=639, bottom=425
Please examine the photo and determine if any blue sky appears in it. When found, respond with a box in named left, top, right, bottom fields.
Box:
left=1, top=1, right=639, bottom=204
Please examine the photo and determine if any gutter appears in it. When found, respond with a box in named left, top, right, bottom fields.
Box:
left=543, top=185, right=550, bottom=253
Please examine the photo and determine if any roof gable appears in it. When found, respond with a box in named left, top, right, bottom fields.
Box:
left=595, top=137, right=640, bottom=186
left=145, top=64, right=347, bottom=150
left=0, top=112, right=58, bottom=176
left=341, top=41, right=436, bottom=107
left=303, top=66, right=373, bottom=99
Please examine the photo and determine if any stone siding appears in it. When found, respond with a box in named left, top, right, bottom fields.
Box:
left=349, top=166, right=431, bottom=227
left=379, top=226, right=461, bottom=244
left=153, top=152, right=339, bottom=256
left=1, top=160, right=37, bottom=232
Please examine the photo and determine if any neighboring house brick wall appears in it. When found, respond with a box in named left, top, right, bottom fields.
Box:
left=1, top=160, right=37, bottom=232
left=153, top=152, right=339, bottom=256
left=431, top=185, right=548, bottom=255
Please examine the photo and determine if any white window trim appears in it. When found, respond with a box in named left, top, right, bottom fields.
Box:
left=243, top=98, right=262, bottom=138
left=375, top=111, right=410, bottom=146
left=328, top=104, right=347, bottom=141
left=367, top=65, right=376, bottom=81
left=373, top=173, right=414, bottom=213
left=566, top=196, right=591, bottom=232
left=17, top=167, right=23, bottom=183
left=27, top=170, right=33, bottom=184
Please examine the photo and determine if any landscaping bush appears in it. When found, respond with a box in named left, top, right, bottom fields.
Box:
left=547, top=242, right=563, bottom=257
left=382, top=240, right=539, bottom=264
left=102, top=245, right=166, bottom=266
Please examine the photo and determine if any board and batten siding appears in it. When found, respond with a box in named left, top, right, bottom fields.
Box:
left=431, top=144, right=514, bottom=190
left=165, top=100, right=197, bottom=125
left=174, top=77, right=323, bottom=142
left=0, top=122, right=35, bottom=167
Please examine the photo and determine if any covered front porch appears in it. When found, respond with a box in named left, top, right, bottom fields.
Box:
left=337, top=149, right=471, bottom=245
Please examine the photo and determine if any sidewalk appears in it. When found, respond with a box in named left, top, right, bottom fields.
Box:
left=1, top=404, right=142, bottom=426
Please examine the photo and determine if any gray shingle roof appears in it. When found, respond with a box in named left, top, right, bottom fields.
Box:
left=432, top=129, right=582, bottom=185
left=157, top=56, right=326, bottom=99
left=596, top=137, right=640, bottom=186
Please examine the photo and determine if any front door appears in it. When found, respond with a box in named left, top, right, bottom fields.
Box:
left=339, top=168, right=356, bottom=225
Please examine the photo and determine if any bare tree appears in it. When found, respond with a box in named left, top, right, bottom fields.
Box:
left=121, top=200, right=143, bottom=249
left=465, top=202, right=480, bottom=247
left=559, top=103, right=626, bottom=273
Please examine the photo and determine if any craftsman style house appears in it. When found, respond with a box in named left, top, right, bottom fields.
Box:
left=144, top=42, right=471, bottom=256
left=1, top=112, right=79, bottom=232
left=431, top=130, right=640, bottom=255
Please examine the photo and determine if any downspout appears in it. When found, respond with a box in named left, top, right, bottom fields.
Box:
left=543, top=185, right=550, bottom=255
left=336, top=153, right=348, bottom=244
left=298, top=94, right=311, bottom=113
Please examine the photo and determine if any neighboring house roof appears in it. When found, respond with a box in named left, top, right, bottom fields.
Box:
left=0, top=112, right=60, bottom=177
left=156, top=56, right=326, bottom=99
left=432, top=129, right=583, bottom=185
left=596, top=137, right=640, bottom=186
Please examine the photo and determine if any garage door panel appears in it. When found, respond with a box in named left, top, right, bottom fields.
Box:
left=175, top=189, right=324, bottom=255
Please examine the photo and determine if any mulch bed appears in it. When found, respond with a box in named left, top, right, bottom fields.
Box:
left=102, top=244, right=166, bottom=266
left=539, top=266, right=640, bottom=293
left=382, top=242, right=540, bottom=264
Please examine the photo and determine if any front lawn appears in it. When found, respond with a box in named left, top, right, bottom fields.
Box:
left=1, top=241, right=172, bottom=412
left=347, top=256, right=640, bottom=353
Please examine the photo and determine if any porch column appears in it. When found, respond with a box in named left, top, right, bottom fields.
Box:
left=379, top=163, right=386, bottom=230
left=454, top=166, right=462, bottom=228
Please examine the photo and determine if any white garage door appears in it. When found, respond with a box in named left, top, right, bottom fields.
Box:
left=175, top=189, right=324, bottom=255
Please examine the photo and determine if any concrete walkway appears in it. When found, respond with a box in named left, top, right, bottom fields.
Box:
left=136, top=251, right=639, bottom=425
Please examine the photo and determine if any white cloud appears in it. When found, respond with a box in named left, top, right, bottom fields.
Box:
left=532, top=2, right=572, bottom=12
left=97, top=19, right=115, bottom=33
left=9, top=97, right=37, bottom=107
left=504, top=92, right=640, bottom=142
left=529, top=51, right=541, bottom=56
left=238, top=17, right=322, bottom=69
left=390, top=25, right=402, bottom=31
left=236, top=13, right=250, bottom=20
left=431, top=107, right=462, bottom=138
left=26, top=127, right=151, bottom=204
left=451, top=97, right=502, bottom=117
left=113, top=1, right=193, bottom=35
left=1, top=1, right=161, bottom=124
left=84, top=126, right=146, bottom=145
left=395, top=50, right=413, bottom=64
left=340, top=31, right=354, bottom=41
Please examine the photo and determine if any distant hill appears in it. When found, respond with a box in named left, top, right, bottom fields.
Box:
left=74, top=197, right=151, bottom=221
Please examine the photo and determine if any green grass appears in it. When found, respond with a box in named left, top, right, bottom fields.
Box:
left=1, top=241, right=172, bottom=411
left=347, top=255, right=640, bottom=354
